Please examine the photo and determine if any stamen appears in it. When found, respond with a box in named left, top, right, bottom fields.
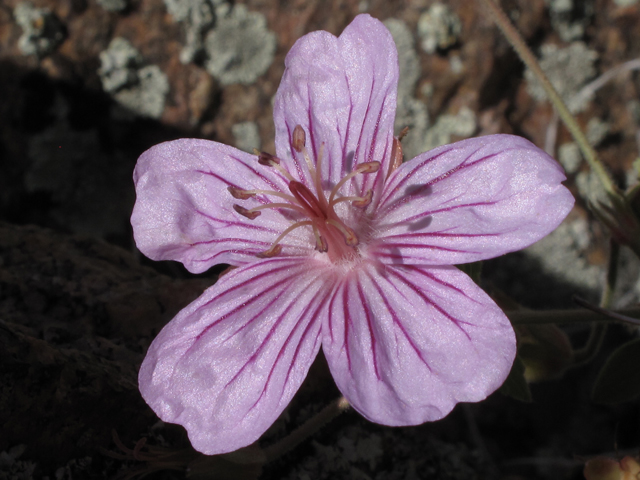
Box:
left=228, top=186, right=256, bottom=200
left=354, top=161, right=381, bottom=174
left=312, top=224, right=328, bottom=252
left=233, top=204, right=261, bottom=220
left=255, top=150, right=295, bottom=182
left=387, top=127, right=409, bottom=180
left=352, top=189, right=373, bottom=208
left=258, top=220, right=313, bottom=257
left=257, top=244, right=283, bottom=258
left=247, top=202, right=308, bottom=216
left=292, top=125, right=306, bottom=152
left=326, top=219, right=359, bottom=246
left=328, top=161, right=381, bottom=206
left=257, top=151, right=281, bottom=165
left=228, top=187, right=297, bottom=203
left=332, top=189, right=373, bottom=208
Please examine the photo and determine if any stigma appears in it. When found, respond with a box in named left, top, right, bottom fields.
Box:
left=230, top=125, right=379, bottom=262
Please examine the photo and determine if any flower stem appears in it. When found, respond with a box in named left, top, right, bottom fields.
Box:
left=572, top=240, right=619, bottom=365
left=508, top=306, right=640, bottom=326
left=263, top=396, right=350, bottom=463
left=477, top=0, right=621, bottom=199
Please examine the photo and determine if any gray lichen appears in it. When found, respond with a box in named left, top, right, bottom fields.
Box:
left=417, top=2, right=462, bottom=54
left=525, top=42, right=598, bottom=113
left=98, top=38, right=169, bottom=119
left=232, top=121, right=261, bottom=153
left=586, top=117, right=610, bottom=146
left=383, top=18, right=430, bottom=162
left=164, top=0, right=221, bottom=64
left=545, top=0, right=594, bottom=42
left=98, top=37, right=141, bottom=93
left=14, top=2, right=65, bottom=58
left=558, top=142, right=582, bottom=174
left=96, top=0, right=128, bottom=12
left=204, top=4, right=276, bottom=85
left=525, top=217, right=602, bottom=291
left=422, top=107, right=477, bottom=152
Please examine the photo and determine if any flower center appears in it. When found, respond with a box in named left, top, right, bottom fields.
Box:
left=229, top=125, right=380, bottom=263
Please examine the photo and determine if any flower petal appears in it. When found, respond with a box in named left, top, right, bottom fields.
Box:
left=139, top=257, right=334, bottom=455
left=371, top=134, right=575, bottom=265
left=322, top=263, right=515, bottom=425
left=131, top=139, right=314, bottom=273
left=273, top=14, right=398, bottom=199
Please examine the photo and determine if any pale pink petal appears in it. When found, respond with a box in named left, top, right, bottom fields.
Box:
left=371, top=135, right=574, bottom=265
left=131, top=139, right=315, bottom=273
left=273, top=14, right=398, bottom=200
left=139, top=257, right=335, bottom=455
left=322, top=263, right=515, bottom=425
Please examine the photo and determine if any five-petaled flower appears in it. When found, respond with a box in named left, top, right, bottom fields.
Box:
left=132, top=14, right=574, bottom=455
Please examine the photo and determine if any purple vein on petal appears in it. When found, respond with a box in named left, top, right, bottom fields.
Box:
left=402, top=266, right=483, bottom=307
left=340, top=72, right=353, bottom=179
left=377, top=200, right=500, bottom=228
left=188, top=237, right=270, bottom=248
left=326, top=280, right=343, bottom=343
left=379, top=147, right=454, bottom=206
left=356, top=279, right=381, bottom=381
left=251, top=284, right=332, bottom=412
left=192, top=261, right=299, bottom=342
left=194, top=209, right=277, bottom=233
left=386, top=267, right=473, bottom=341
left=222, top=273, right=322, bottom=393
left=365, top=270, right=433, bottom=373
left=342, top=280, right=353, bottom=374
left=376, top=244, right=481, bottom=256
left=380, top=149, right=506, bottom=215
left=381, top=231, right=502, bottom=241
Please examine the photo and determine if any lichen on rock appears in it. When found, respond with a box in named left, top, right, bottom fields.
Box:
left=525, top=42, right=598, bottom=113
left=203, top=4, right=276, bottom=85
left=383, top=18, right=430, bottom=162
left=14, top=2, right=65, bottom=58
left=232, top=121, right=261, bottom=153
left=164, top=0, right=222, bottom=64
left=98, top=38, right=169, bottom=119
left=417, top=2, right=462, bottom=54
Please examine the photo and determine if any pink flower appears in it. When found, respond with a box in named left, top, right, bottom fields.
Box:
left=131, top=14, right=574, bottom=455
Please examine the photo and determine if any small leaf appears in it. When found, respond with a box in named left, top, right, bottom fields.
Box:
left=517, top=324, right=573, bottom=382
left=592, top=338, right=640, bottom=404
left=499, top=355, right=532, bottom=402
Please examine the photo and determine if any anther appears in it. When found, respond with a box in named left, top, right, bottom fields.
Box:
left=258, top=151, right=281, bottom=166
left=313, top=225, right=328, bottom=252
left=354, top=161, right=381, bottom=174
left=292, top=125, right=306, bottom=152
left=352, top=189, right=373, bottom=208
left=388, top=127, right=409, bottom=179
left=228, top=186, right=256, bottom=200
left=257, top=244, right=283, bottom=258
left=233, top=204, right=261, bottom=220
left=326, top=219, right=359, bottom=247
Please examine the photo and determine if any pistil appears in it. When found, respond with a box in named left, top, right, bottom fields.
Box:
left=230, top=124, right=381, bottom=261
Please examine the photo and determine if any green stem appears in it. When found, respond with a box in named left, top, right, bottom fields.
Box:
left=478, top=0, right=621, bottom=199
left=572, top=240, right=619, bottom=364
left=508, top=306, right=640, bottom=326
left=263, top=397, right=350, bottom=462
